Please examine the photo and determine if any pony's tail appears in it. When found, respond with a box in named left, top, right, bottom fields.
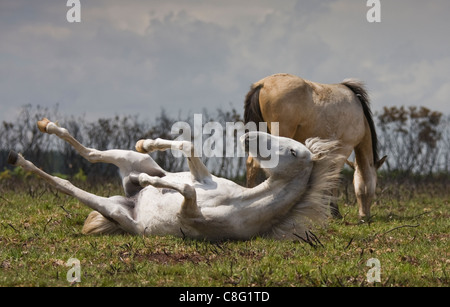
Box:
left=341, top=79, right=379, bottom=163
left=82, top=211, right=124, bottom=235
left=244, top=84, right=264, bottom=125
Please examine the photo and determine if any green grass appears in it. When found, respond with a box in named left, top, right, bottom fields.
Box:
left=0, top=178, right=448, bottom=287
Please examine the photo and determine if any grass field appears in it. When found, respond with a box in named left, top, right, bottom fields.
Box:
left=0, top=176, right=448, bottom=287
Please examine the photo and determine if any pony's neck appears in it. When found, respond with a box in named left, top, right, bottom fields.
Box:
left=242, top=172, right=310, bottom=208
left=233, top=171, right=312, bottom=236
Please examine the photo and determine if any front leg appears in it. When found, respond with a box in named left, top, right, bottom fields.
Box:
left=136, top=138, right=212, bottom=184
left=132, top=173, right=200, bottom=219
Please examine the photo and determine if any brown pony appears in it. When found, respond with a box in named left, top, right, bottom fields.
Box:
left=244, top=73, right=386, bottom=220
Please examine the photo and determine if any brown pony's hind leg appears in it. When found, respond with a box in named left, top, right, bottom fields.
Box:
left=353, top=143, right=378, bottom=221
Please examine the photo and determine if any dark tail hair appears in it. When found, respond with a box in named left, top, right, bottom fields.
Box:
left=341, top=79, right=379, bottom=163
left=244, top=84, right=264, bottom=125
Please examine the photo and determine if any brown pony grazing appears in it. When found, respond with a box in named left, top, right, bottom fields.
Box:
left=244, top=73, right=386, bottom=220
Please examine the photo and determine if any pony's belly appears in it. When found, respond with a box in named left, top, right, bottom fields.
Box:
left=134, top=186, right=184, bottom=236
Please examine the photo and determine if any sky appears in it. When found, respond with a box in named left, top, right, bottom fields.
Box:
left=1, top=0, right=450, bottom=124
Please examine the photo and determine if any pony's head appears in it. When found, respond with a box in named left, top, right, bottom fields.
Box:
left=241, top=131, right=313, bottom=179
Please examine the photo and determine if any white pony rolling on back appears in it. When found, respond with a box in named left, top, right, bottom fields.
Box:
left=8, top=118, right=344, bottom=241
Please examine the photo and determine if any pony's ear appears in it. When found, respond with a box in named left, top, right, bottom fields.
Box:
left=375, top=155, right=387, bottom=170
left=311, top=152, right=325, bottom=161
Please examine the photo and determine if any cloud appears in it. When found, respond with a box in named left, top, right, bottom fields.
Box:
left=0, top=0, right=449, bottom=125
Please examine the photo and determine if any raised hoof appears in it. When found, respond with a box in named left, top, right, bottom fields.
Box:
left=128, top=172, right=141, bottom=185
left=7, top=151, right=19, bottom=165
left=135, top=140, right=146, bottom=153
left=37, top=118, right=51, bottom=133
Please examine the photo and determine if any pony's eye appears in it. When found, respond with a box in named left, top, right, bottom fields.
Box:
left=290, top=149, right=297, bottom=157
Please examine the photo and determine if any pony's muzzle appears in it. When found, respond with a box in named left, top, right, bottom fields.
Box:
left=7, top=151, right=19, bottom=165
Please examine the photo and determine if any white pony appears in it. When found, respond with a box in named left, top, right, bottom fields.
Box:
left=8, top=118, right=344, bottom=241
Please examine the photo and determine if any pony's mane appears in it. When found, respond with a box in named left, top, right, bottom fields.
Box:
left=269, top=138, right=345, bottom=240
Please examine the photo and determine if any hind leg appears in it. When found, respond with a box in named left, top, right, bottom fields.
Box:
left=38, top=118, right=163, bottom=172
left=37, top=118, right=165, bottom=196
left=8, top=151, right=140, bottom=234
left=353, top=145, right=378, bottom=221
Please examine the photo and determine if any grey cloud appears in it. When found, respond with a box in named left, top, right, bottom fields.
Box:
left=0, top=0, right=449, bottom=124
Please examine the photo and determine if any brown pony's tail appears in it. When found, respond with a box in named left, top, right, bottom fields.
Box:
left=341, top=79, right=379, bottom=164
left=244, top=84, right=264, bottom=125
